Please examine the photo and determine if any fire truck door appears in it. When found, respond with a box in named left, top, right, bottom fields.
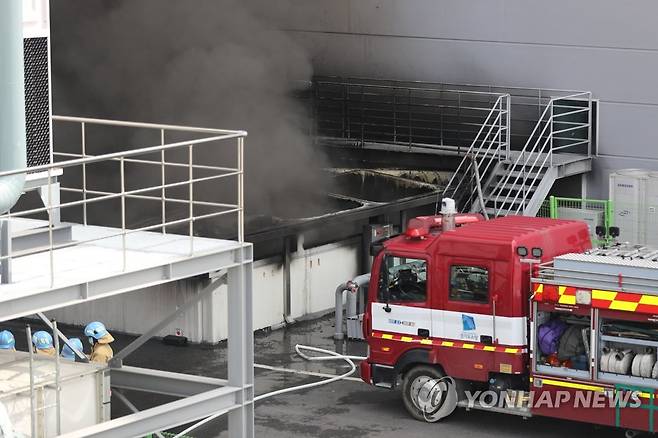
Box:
left=438, top=260, right=496, bottom=344
left=370, top=254, right=432, bottom=338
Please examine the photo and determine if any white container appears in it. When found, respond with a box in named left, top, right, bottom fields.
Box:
left=647, top=172, right=658, bottom=246
left=0, top=350, right=110, bottom=437
left=609, top=169, right=649, bottom=245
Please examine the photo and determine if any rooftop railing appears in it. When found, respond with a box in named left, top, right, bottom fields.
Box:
left=0, top=116, right=247, bottom=286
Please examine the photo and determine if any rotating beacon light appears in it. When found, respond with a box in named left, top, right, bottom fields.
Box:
left=440, top=198, right=457, bottom=232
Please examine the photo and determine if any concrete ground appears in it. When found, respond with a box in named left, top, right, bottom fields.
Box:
left=5, top=316, right=629, bottom=437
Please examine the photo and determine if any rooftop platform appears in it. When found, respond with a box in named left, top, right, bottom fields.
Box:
left=0, top=218, right=251, bottom=322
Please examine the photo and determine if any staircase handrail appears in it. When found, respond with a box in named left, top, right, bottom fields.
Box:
left=441, top=94, right=509, bottom=210
left=489, top=91, right=591, bottom=215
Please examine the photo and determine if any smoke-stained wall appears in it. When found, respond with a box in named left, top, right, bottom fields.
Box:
left=50, top=0, right=331, bottom=220
left=265, top=0, right=658, bottom=198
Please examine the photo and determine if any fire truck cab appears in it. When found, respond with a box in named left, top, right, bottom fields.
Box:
left=361, top=211, right=592, bottom=420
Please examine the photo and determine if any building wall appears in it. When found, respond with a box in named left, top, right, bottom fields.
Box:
left=48, top=237, right=360, bottom=343
left=270, top=0, right=658, bottom=197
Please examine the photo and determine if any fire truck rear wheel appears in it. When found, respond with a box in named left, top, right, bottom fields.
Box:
left=401, top=365, right=456, bottom=422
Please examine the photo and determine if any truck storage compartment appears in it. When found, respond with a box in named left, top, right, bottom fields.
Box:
left=597, top=311, right=658, bottom=388
left=534, top=303, right=591, bottom=379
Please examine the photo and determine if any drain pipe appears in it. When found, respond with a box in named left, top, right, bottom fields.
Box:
left=334, top=273, right=371, bottom=340
left=0, top=0, right=27, bottom=215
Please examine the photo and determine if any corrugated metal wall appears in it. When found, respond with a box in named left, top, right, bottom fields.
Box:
left=272, top=0, right=658, bottom=197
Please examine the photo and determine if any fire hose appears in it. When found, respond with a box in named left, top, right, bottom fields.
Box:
left=171, top=345, right=367, bottom=438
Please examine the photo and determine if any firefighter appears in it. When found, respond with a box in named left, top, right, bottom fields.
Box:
left=32, top=331, right=56, bottom=357
left=61, top=337, right=84, bottom=361
left=84, top=321, right=114, bottom=364
left=0, top=330, right=15, bottom=351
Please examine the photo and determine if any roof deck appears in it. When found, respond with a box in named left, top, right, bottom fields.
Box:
left=0, top=218, right=250, bottom=322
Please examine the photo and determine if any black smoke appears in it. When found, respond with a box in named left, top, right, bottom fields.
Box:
left=50, top=0, right=331, bottom=224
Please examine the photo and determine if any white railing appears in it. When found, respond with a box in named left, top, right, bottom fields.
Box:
left=488, top=92, right=591, bottom=216
left=0, top=116, right=247, bottom=287
left=441, top=94, right=511, bottom=212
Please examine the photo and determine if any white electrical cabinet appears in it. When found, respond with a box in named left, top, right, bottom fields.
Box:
left=609, top=169, right=649, bottom=245
left=0, top=351, right=110, bottom=438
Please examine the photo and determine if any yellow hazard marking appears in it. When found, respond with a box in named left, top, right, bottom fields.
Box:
left=441, top=341, right=454, bottom=347
left=609, top=301, right=639, bottom=312
left=558, top=295, right=576, bottom=305
left=381, top=334, right=393, bottom=340
left=483, top=346, right=496, bottom=352
left=420, top=339, right=433, bottom=345
left=462, top=344, right=475, bottom=349
left=639, top=295, right=658, bottom=306
left=504, top=348, right=519, bottom=354
left=535, top=284, right=544, bottom=294
left=540, top=378, right=605, bottom=392
left=558, top=286, right=567, bottom=295
left=400, top=336, right=413, bottom=342
left=592, top=290, right=617, bottom=301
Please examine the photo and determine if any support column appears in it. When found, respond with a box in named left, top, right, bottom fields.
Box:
left=227, top=247, right=254, bottom=438
left=1, top=220, right=11, bottom=284
left=282, top=235, right=292, bottom=319
left=38, top=181, right=61, bottom=225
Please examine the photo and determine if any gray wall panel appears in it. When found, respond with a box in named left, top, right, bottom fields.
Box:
left=278, top=0, right=658, bottom=197
left=598, top=103, right=658, bottom=160
left=282, top=0, right=658, bottom=50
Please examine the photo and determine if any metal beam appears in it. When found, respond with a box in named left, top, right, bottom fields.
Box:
left=0, top=244, right=252, bottom=322
left=113, top=389, right=165, bottom=438
left=110, top=274, right=226, bottom=367
left=58, top=385, right=243, bottom=438
left=111, top=366, right=228, bottom=398
left=36, top=312, right=89, bottom=363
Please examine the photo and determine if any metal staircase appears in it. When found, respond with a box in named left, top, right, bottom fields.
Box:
left=444, top=92, right=593, bottom=217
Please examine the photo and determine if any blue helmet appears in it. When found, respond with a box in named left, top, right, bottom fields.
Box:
left=84, top=321, right=109, bottom=344
left=61, top=338, right=84, bottom=360
left=32, top=331, right=54, bottom=350
left=0, top=330, right=15, bottom=350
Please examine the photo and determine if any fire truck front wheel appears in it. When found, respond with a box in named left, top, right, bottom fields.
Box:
left=401, top=365, right=458, bottom=422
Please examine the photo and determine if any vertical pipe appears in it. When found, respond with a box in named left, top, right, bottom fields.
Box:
left=283, top=236, right=291, bottom=318
left=120, top=157, right=126, bottom=271
left=26, top=325, right=36, bottom=438
left=188, top=144, right=194, bottom=254
left=334, top=285, right=346, bottom=340
left=0, top=0, right=27, bottom=215
left=81, top=122, right=87, bottom=225
left=53, top=320, right=61, bottom=435
left=161, top=129, right=166, bottom=234
left=48, top=167, right=54, bottom=287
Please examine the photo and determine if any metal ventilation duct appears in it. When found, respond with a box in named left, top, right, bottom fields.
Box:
left=0, top=0, right=26, bottom=214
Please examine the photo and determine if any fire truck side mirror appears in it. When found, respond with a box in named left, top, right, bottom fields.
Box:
left=370, top=242, right=385, bottom=257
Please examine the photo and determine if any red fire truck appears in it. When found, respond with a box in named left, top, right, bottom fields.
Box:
left=361, top=203, right=658, bottom=435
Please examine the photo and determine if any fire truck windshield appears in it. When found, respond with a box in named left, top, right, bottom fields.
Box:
left=378, top=255, right=427, bottom=302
